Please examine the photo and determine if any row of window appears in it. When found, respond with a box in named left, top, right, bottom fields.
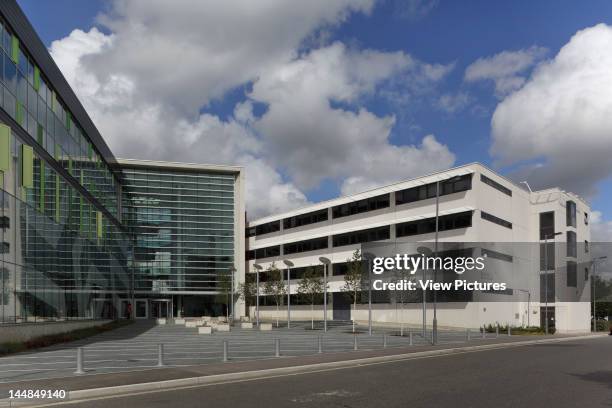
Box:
left=395, top=174, right=473, bottom=205
left=480, top=174, right=512, bottom=196
left=247, top=211, right=474, bottom=259
left=283, top=208, right=328, bottom=230
left=480, top=211, right=512, bottom=229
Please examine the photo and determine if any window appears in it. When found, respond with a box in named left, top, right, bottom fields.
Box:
left=245, top=245, right=281, bottom=260
left=566, top=200, right=576, bottom=227
left=539, top=212, right=555, bottom=240
left=257, top=221, right=280, bottom=236
left=567, top=261, right=577, bottom=287
left=332, top=194, right=389, bottom=219
left=0, top=242, right=8, bottom=253
left=0, top=216, right=8, bottom=229
left=395, top=174, right=473, bottom=205
left=540, top=242, right=555, bottom=271
left=333, top=226, right=390, bottom=247
left=481, top=248, right=513, bottom=262
left=481, top=211, right=512, bottom=229
left=566, top=231, right=576, bottom=257
left=584, top=267, right=589, bottom=281
left=245, top=226, right=256, bottom=237
left=283, top=209, right=328, bottom=230
left=396, top=211, right=473, bottom=238
left=585, top=240, right=589, bottom=253
left=480, top=174, right=512, bottom=196
left=584, top=212, right=589, bottom=225
left=284, top=237, right=328, bottom=255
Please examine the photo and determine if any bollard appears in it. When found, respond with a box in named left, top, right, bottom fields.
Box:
left=409, top=331, right=413, bottom=346
left=275, top=338, right=280, bottom=357
left=318, top=335, right=322, bottom=354
left=353, top=334, right=358, bottom=351
left=223, top=340, right=228, bottom=362
left=157, top=343, right=165, bottom=367
left=466, top=328, right=471, bottom=342
left=508, top=326, right=511, bottom=336
left=496, top=325, right=499, bottom=338
left=383, top=334, right=387, bottom=349
left=74, top=347, right=85, bottom=375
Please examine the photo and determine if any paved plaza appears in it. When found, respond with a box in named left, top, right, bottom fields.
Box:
left=0, top=320, right=497, bottom=383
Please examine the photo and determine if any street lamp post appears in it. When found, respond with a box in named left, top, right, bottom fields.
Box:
left=543, top=232, right=561, bottom=335
left=253, top=263, right=262, bottom=327
left=592, top=256, right=608, bottom=332
left=363, top=252, right=376, bottom=336
left=283, top=260, right=294, bottom=329
left=319, top=257, right=331, bottom=332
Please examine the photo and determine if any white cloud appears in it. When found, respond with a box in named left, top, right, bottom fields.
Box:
left=490, top=24, right=612, bottom=197
left=49, top=0, right=456, bottom=218
left=591, top=211, right=612, bottom=242
left=250, top=42, right=455, bottom=191
left=465, top=46, right=547, bottom=97
left=393, top=0, right=439, bottom=20
left=436, top=92, right=471, bottom=113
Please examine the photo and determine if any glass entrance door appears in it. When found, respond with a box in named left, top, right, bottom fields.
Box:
left=151, top=299, right=171, bottom=319
left=135, top=299, right=148, bottom=319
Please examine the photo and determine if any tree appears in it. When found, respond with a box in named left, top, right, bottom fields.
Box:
left=298, top=266, right=325, bottom=330
left=216, top=271, right=233, bottom=322
left=237, top=275, right=256, bottom=319
left=342, top=249, right=363, bottom=333
left=264, top=262, right=286, bottom=327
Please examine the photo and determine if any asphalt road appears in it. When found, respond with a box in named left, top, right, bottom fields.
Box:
left=54, top=336, right=612, bottom=408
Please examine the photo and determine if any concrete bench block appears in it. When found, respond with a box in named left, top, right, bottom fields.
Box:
left=156, top=318, right=167, bottom=325
left=185, top=321, right=198, bottom=328
left=174, top=318, right=185, bottom=325
left=240, top=322, right=253, bottom=329
left=198, top=326, right=212, bottom=334
left=216, top=324, right=231, bottom=332
left=259, top=323, right=273, bottom=331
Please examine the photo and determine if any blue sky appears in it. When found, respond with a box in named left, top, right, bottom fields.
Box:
left=16, top=0, right=612, bottom=226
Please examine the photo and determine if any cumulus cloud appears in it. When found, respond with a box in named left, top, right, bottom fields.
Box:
left=49, top=0, right=456, bottom=218
left=465, top=46, right=547, bottom=97
left=490, top=24, right=612, bottom=198
left=436, top=92, right=471, bottom=113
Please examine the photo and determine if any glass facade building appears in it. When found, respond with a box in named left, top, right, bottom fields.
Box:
left=0, top=2, right=246, bottom=323
left=120, top=160, right=244, bottom=318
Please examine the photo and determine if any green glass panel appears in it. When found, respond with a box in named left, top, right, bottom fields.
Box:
left=10, top=36, right=19, bottom=64
left=39, top=163, right=45, bottom=211
left=33, top=66, right=40, bottom=91
left=0, top=124, right=10, bottom=172
left=21, top=144, right=33, bottom=187
left=15, top=102, right=23, bottom=125
left=55, top=175, right=60, bottom=222
left=96, top=211, right=103, bottom=239
left=66, top=111, right=71, bottom=130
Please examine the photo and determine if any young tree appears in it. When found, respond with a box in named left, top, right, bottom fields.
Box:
left=216, top=271, right=233, bottom=322
left=264, top=262, right=286, bottom=327
left=298, top=266, right=325, bottom=330
left=342, top=249, right=363, bottom=333
left=237, top=275, right=256, bottom=319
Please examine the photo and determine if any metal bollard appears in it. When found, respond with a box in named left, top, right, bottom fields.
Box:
left=409, top=331, right=413, bottom=346
left=383, top=334, right=387, bottom=348
left=318, top=335, right=322, bottom=354
left=157, top=343, right=165, bottom=367
left=353, top=335, right=358, bottom=350
left=466, top=328, right=471, bottom=341
left=223, top=340, right=228, bottom=362
left=508, top=326, right=511, bottom=336
left=275, top=338, right=280, bottom=357
left=74, top=347, right=85, bottom=374
left=496, top=325, right=499, bottom=338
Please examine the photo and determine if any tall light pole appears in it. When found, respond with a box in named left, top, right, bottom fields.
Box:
left=229, top=266, right=236, bottom=323
left=592, top=256, right=607, bottom=332
left=319, top=257, right=331, bottom=332
left=363, top=252, right=376, bottom=336
left=253, top=263, right=262, bottom=327
left=283, top=259, right=294, bottom=328
left=418, top=246, right=432, bottom=340
left=543, top=231, right=561, bottom=335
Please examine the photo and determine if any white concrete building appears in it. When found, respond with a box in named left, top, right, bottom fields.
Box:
left=246, top=163, right=591, bottom=333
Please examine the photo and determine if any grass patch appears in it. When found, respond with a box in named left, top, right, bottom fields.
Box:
left=482, top=324, right=554, bottom=335
left=0, top=320, right=133, bottom=356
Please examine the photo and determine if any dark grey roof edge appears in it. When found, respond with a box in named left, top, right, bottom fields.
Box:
left=0, top=1, right=120, bottom=173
